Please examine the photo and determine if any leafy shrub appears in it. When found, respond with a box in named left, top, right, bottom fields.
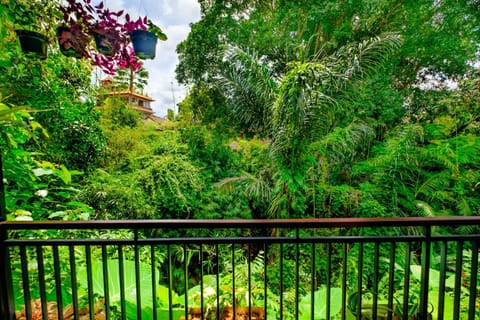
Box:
left=180, top=125, right=237, bottom=182
left=1, top=101, right=93, bottom=220
left=136, top=154, right=204, bottom=219
left=36, top=101, right=107, bottom=173
left=79, top=169, right=155, bottom=220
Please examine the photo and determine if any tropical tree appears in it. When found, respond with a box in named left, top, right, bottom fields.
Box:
left=111, top=64, right=150, bottom=93
left=268, top=33, right=402, bottom=217
left=215, top=46, right=278, bottom=137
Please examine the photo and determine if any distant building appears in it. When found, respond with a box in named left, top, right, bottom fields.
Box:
left=101, top=77, right=155, bottom=118
left=107, top=90, right=155, bottom=117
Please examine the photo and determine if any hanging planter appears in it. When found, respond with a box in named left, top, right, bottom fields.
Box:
left=93, top=32, right=118, bottom=56
left=15, top=30, right=48, bottom=60
left=56, top=26, right=87, bottom=58
left=130, top=30, right=158, bottom=59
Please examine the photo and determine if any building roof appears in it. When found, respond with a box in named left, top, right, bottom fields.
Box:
left=108, top=90, right=155, bottom=102
left=131, top=105, right=155, bottom=114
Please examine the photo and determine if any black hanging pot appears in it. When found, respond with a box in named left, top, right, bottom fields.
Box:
left=15, top=30, right=48, bottom=59
left=130, top=30, right=158, bottom=59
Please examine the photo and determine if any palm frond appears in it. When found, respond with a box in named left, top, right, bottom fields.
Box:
left=414, top=171, right=451, bottom=200
left=316, top=121, right=376, bottom=163
left=215, top=45, right=278, bottom=135
left=215, top=170, right=272, bottom=203
left=322, top=32, right=402, bottom=90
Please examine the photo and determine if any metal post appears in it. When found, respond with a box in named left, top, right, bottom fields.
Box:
left=419, top=226, right=431, bottom=320
left=0, top=152, right=15, bottom=319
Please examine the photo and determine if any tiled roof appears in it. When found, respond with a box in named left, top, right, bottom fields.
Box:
left=108, top=90, right=155, bottom=102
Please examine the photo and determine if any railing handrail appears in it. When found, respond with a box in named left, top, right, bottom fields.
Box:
left=1, top=216, right=480, bottom=230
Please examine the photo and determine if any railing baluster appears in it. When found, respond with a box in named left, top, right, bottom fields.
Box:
left=151, top=245, right=158, bottom=320
left=372, top=242, right=379, bottom=320
left=356, top=243, right=363, bottom=320
left=467, top=240, right=478, bottom=320
left=310, top=243, right=315, bottom=320
left=68, top=245, right=79, bottom=320
left=402, top=242, right=411, bottom=320
left=36, top=246, right=47, bottom=320
left=85, top=245, right=94, bottom=320
left=419, top=226, right=432, bottom=320
left=101, top=245, right=110, bottom=320
left=20, top=247, right=32, bottom=320
left=215, top=244, right=220, bottom=320
left=326, top=243, right=331, bottom=320
left=279, top=243, right=283, bottom=320
left=0, top=249, right=13, bottom=319
left=232, top=243, right=236, bottom=320
left=248, top=243, right=252, bottom=320
left=118, top=245, right=126, bottom=320
left=437, top=241, right=447, bottom=320
left=168, top=244, right=173, bottom=320
left=134, top=230, right=142, bottom=320
left=183, top=244, right=188, bottom=320
left=263, top=243, right=267, bottom=320
left=200, top=245, right=204, bottom=320
left=341, top=243, right=347, bottom=320
left=52, top=245, right=64, bottom=320
left=453, top=241, right=463, bottom=319
left=295, top=229, right=300, bottom=320
left=387, top=242, right=395, bottom=320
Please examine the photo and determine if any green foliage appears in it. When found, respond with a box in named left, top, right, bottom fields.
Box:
left=299, top=286, right=343, bottom=320
left=78, top=170, right=155, bottom=220
left=177, top=85, right=229, bottom=127
left=180, top=125, right=237, bottom=182
left=100, top=97, right=142, bottom=129
left=111, top=65, right=149, bottom=93
left=1, top=99, right=93, bottom=221
left=136, top=154, right=204, bottom=218
left=77, top=259, right=158, bottom=320
left=37, top=100, right=107, bottom=173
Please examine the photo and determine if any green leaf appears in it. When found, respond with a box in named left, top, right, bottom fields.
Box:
left=32, top=167, right=54, bottom=176
left=299, top=286, right=342, bottom=320
left=56, top=165, right=72, bottom=184
left=410, top=265, right=441, bottom=288
left=78, top=259, right=159, bottom=320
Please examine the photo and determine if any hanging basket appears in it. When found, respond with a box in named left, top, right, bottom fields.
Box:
left=93, top=32, right=117, bottom=56
left=56, top=26, right=83, bottom=58
left=15, top=30, right=48, bottom=60
left=130, top=30, right=158, bottom=59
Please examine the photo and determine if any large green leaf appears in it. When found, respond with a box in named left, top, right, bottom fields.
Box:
left=78, top=259, right=158, bottom=320
left=410, top=265, right=442, bottom=289
left=299, top=286, right=343, bottom=320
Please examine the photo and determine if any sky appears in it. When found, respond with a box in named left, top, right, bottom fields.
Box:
left=95, top=0, right=201, bottom=116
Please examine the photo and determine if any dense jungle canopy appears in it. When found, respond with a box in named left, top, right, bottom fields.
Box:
left=0, top=0, right=479, bottom=221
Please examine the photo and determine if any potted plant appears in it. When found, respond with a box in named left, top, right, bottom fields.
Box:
left=15, top=30, right=48, bottom=60
left=128, top=20, right=168, bottom=60
left=12, top=1, right=51, bottom=59
left=56, top=24, right=90, bottom=58
left=58, top=1, right=167, bottom=73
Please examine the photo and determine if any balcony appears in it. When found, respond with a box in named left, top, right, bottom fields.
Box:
left=1, top=217, right=479, bottom=320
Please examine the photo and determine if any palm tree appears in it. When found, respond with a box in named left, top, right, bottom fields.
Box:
left=216, top=33, right=402, bottom=217
left=269, top=33, right=402, bottom=217
left=112, top=64, right=149, bottom=94
left=216, top=46, right=278, bottom=137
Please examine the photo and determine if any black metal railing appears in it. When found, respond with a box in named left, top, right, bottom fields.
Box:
left=1, top=217, right=480, bottom=320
